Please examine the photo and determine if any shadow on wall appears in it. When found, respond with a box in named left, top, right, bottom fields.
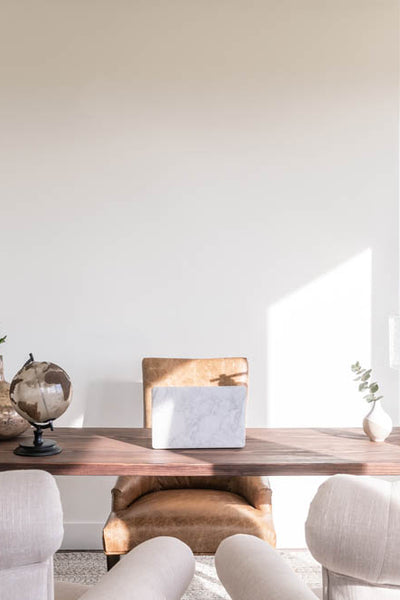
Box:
left=83, top=381, right=143, bottom=427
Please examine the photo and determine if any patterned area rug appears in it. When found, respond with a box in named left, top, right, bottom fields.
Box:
left=54, top=549, right=321, bottom=599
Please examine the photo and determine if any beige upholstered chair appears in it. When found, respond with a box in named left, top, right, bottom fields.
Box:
left=215, top=474, right=400, bottom=600
left=103, top=357, right=276, bottom=568
left=0, top=470, right=195, bottom=600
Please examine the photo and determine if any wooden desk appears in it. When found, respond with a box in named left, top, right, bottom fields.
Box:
left=1, top=427, right=400, bottom=476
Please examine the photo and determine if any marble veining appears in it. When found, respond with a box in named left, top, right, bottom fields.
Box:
left=151, top=385, right=246, bottom=449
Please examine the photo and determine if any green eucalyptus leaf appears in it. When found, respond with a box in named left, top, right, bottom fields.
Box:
left=369, top=383, right=379, bottom=393
left=0, top=335, right=6, bottom=344
left=361, top=370, right=371, bottom=381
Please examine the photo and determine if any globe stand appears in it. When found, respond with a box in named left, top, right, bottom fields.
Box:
left=14, top=420, right=62, bottom=456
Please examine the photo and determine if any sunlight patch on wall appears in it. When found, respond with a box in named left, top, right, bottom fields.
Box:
left=266, top=249, right=372, bottom=427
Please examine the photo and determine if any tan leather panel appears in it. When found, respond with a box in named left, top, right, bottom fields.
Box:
left=103, top=488, right=276, bottom=555
left=112, top=475, right=272, bottom=511
left=111, top=476, right=158, bottom=511
left=142, top=357, right=248, bottom=428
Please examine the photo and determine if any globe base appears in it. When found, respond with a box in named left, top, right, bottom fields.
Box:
left=14, top=439, right=62, bottom=456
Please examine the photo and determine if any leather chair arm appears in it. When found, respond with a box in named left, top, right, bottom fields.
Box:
left=111, top=476, right=158, bottom=511
left=80, top=537, right=195, bottom=600
left=232, top=477, right=272, bottom=510
left=216, top=534, right=318, bottom=600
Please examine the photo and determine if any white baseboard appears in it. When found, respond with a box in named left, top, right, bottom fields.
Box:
left=62, top=522, right=104, bottom=550
left=61, top=520, right=309, bottom=552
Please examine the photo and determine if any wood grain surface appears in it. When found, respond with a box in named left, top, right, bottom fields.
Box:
left=0, top=427, right=400, bottom=476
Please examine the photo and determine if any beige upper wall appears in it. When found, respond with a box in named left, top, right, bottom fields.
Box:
left=0, top=0, right=398, bottom=547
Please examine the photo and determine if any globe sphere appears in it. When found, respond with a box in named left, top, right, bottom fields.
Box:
left=10, top=361, right=72, bottom=425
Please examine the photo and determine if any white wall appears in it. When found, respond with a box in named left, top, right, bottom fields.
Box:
left=0, top=0, right=398, bottom=548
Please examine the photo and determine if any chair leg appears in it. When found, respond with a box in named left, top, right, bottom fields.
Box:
left=106, top=554, right=120, bottom=571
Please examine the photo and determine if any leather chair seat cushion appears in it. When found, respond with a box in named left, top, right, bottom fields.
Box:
left=104, top=488, right=273, bottom=555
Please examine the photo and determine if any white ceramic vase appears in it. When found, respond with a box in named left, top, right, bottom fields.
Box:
left=363, top=400, right=392, bottom=442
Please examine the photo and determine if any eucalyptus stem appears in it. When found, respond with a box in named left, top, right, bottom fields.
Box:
left=351, top=362, right=383, bottom=403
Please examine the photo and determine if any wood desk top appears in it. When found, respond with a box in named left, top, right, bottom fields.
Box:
left=1, top=427, right=400, bottom=476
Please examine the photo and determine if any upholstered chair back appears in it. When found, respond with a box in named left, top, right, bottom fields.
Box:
left=306, top=474, right=400, bottom=598
left=111, top=475, right=270, bottom=504
left=0, top=469, right=63, bottom=600
left=142, top=357, right=248, bottom=428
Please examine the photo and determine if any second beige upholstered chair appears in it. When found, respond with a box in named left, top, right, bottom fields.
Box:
left=215, top=474, right=400, bottom=600
left=0, top=470, right=195, bottom=600
left=103, top=357, right=276, bottom=568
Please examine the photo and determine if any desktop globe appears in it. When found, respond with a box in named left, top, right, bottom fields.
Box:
left=10, top=359, right=72, bottom=423
left=10, top=354, right=72, bottom=456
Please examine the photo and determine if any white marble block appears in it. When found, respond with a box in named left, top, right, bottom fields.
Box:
left=151, top=385, right=247, bottom=449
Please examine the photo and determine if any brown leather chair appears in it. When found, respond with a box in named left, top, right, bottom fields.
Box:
left=103, top=357, right=276, bottom=569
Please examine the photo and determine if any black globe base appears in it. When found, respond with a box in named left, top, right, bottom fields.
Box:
left=14, top=439, right=62, bottom=456
left=13, top=420, right=62, bottom=456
